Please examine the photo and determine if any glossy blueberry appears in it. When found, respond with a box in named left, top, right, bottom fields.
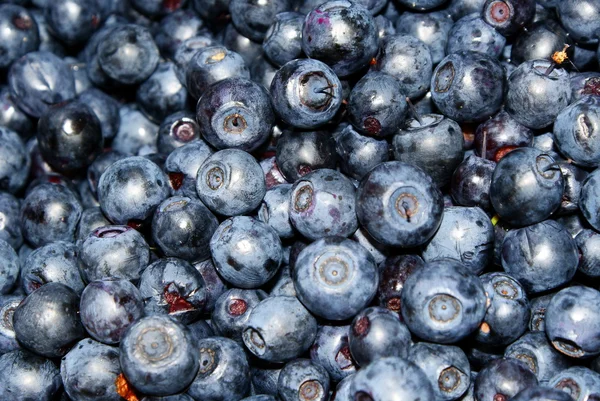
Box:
left=8, top=51, right=75, bottom=118
left=545, top=286, right=600, bottom=358
left=78, top=88, right=120, bottom=141
left=476, top=272, right=529, bottom=346
left=501, top=220, right=578, bottom=294
left=557, top=0, right=600, bottom=44
left=0, top=127, right=30, bottom=194
left=44, top=0, right=101, bottom=46
left=447, top=14, right=506, bottom=59
left=152, top=196, right=219, bottom=262
left=139, top=258, right=207, bottom=324
left=98, top=156, right=170, bottom=225
left=553, top=95, right=600, bottom=168
left=0, top=239, right=18, bottom=295
left=193, top=259, right=227, bottom=313
left=13, top=282, right=85, bottom=358
left=0, top=294, right=22, bottom=353
left=154, top=9, right=204, bottom=59
left=196, top=149, right=266, bottom=216
left=137, top=62, right=187, bottom=124
left=37, top=100, right=103, bottom=175
left=243, top=295, right=317, bottom=362
left=263, top=12, right=303, bottom=67
left=422, top=207, right=494, bottom=275
left=401, top=259, right=487, bottom=344
left=374, top=15, right=396, bottom=42
left=301, top=0, right=377, bottom=77
left=349, top=306, right=411, bottom=366
left=80, top=278, right=143, bottom=344
left=395, top=11, right=453, bottom=65
left=173, top=35, right=218, bottom=85
left=197, top=78, right=274, bottom=152
left=407, top=342, right=471, bottom=401
left=278, top=359, right=330, bottom=401
left=86, top=151, right=126, bottom=198
left=481, top=0, right=536, bottom=36
left=78, top=225, right=150, bottom=283
left=377, top=254, right=423, bottom=314
left=97, top=24, right=159, bottom=86
left=187, top=336, right=251, bottom=401
left=211, top=288, right=267, bottom=343
left=348, top=72, right=407, bottom=138
left=0, top=350, right=61, bottom=401
left=350, top=357, right=435, bottom=401
left=112, top=105, right=160, bottom=156
left=334, top=125, right=389, bottom=181
left=0, top=5, right=39, bottom=69
left=120, top=315, right=198, bottom=396
left=211, top=216, right=282, bottom=288
left=275, top=130, right=337, bottom=182
left=60, top=338, right=121, bottom=401
left=20, top=183, right=82, bottom=247
left=505, top=60, right=571, bottom=130
left=356, top=161, right=444, bottom=248
left=450, top=155, right=496, bottom=211
left=581, top=168, right=600, bottom=232
left=474, top=111, right=533, bottom=163
left=76, top=208, right=110, bottom=242
left=372, top=34, right=432, bottom=99
left=165, top=140, right=213, bottom=198
left=532, top=132, right=562, bottom=163
left=293, top=237, right=377, bottom=320
left=431, top=51, right=505, bottom=123
left=576, top=229, right=600, bottom=277
left=158, top=113, right=200, bottom=157
left=548, top=366, right=600, bottom=400
left=511, top=20, right=571, bottom=65
left=270, top=59, right=342, bottom=129
left=490, top=148, right=564, bottom=227
left=21, top=241, right=83, bottom=295
left=230, top=0, right=291, bottom=42
left=288, top=169, right=357, bottom=240
left=504, top=332, right=571, bottom=383
left=475, top=358, right=538, bottom=401
left=0, top=86, right=33, bottom=139
left=258, top=184, right=294, bottom=239
left=310, top=325, right=356, bottom=382
left=393, top=114, right=464, bottom=187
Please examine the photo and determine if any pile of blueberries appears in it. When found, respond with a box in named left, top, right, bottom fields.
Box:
left=1, top=0, right=600, bottom=400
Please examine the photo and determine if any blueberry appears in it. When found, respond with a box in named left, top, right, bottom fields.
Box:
left=310, top=325, right=357, bottom=382
left=0, top=127, right=30, bottom=194
left=210, top=216, right=282, bottom=288
left=528, top=294, right=553, bottom=333
left=422, top=206, right=494, bottom=275
left=501, top=220, right=578, bottom=294
left=335, top=125, right=390, bottom=181
left=374, top=15, right=396, bottom=42
left=270, top=59, right=342, bottom=129
left=431, top=51, right=505, bottom=123
left=136, top=62, right=187, bottom=124
left=278, top=359, right=330, bottom=401
left=349, top=306, right=411, bottom=366
left=0, top=86, right=33, bottom=139
left=21, top=241, right=83, bottom=295
left=570, top=72, right=600, bottom=102
left=581, top=168, right=600, bottom=232
left=473, top=110, right=533, bottom=163
left=0, top=239, right=19, bottom=295
left=87, top=150, right=126, bottom=197
left=377, top=254, right=424, bottom=314
left=20, top=183, right=82, bottom=247
left=505, top=60, right=571, bottom=130
left=196, top=149, right=266, bottom=216
left=263, top=12, right=303, bottom=67
left=511, top=20, right=571, bottom=65
left=0, top=5, right=39, bottom=69
left=447, top=13, right=506, bottom=59
left=447, top=0, right=488, bottom=20
left=193, top=259, right=227, bottom=313
left=152, top=196, right=219, bottom=262
left=395, top=11, right=453, bottom=65
left=476, top=272, right=530, bottom=346
left=401, top=259, right=487, bottom=344
left=0, top=294, right=23, bottom=353
left=349, top=357, right=435, bottom=401
left=13, top=282, right=85, bottom=358
left=393, top=113, right=464, bottom=188
left=191, top=0, right=229, bottom=26
left=548, top=366, right=600, bottom=400
left=490, top=148, right=564, bottom=227
left=197, top=78, right=275, bottom=152
left=407, top=342, right=471, bottom=401
left=211, top=288, right=267, bottom=343
left=288, top=169, right=358, bottom=240
left=251, top=56, right=279, bottom=90
left=545, top=286, right=600, bottom=359
left=222, top=23, right=264, bottom=66
left=187, top=336, right=251, bottom=401
left=112, top=105, right=160, bottom=156
left=98, top=156, right=170, bottom=225
left=187, top=319, right=216, bottom=345
left=532, top=132, right=562, bottom=162
left=44, top=0, right=101, bottom=46
left=165, top=140, right=214, bottom=198
left=78, top=225, right=150, bottom=283
left=348, top=72, right=408, bottom=138
left=120, top=315, right=198, bottom=396
left=97, top=24, right=160, bottom=86
left=157, top=112, right=200, bottom=156
left=556, top=161, right=588, bottom=215
left=80, top=278, right=144, bottom=344
left=154, top=9, right=205, bottom=60
left=481, top=0, right=536, bottom=36
left=0, top=349, right=61, bottom=401
left=332, top=374, right=355, bottom=401
left=275, top=129, right=338, bottom=182
left=243, top=295, right=317, bottom=362
left=258, top=184, right=295, bottom=239
left=30, top=8, right=65, bottom=56
left=8, top=51, right=75, bottom=118
left=450, top=155, right=496, bottom=211
left=139, top=257, right=207, bottom=324
left=252, top=366, right=282, bottom=396
left=230, top=0, right=291, bottom=42
left=475, top=358, right=539, bottom=401
left=356, top=161, right=444, bottom=248
left=60, top=338, right=122, bottom=401
left=372, top=34, right=433, bottom=99
left=556, top=0, right=600, bottom=44
left=78, top=88, right=121, bottom=141
left=173, top=35, right=219, bottom=86
left=576, top=229, right=600, bottom=277
left=504, top=332, right=572, bottom=383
